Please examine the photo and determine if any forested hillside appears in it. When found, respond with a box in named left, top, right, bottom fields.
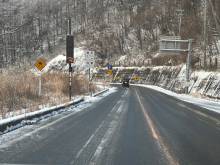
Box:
left=1, top=0, right=220, bottom=68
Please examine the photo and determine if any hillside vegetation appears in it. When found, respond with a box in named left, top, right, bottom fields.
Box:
left=0, top=0, right=220, bottom=68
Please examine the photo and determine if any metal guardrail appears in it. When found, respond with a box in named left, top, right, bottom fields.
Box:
left=92, top=89, right=110, bottom=97
left=0, top=98, right=84, bottom=134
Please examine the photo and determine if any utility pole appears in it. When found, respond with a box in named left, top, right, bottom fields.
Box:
left=186, top=40, right=193, bottom=82
left=176, top=9, right=184, bottom=36
left=186, top=39, right=193, bottom=94
left=203, top=0, right=207, bottom=69
left=68, top=0, right=71, bottom=101
left=68, top=19, right=72, bottom=101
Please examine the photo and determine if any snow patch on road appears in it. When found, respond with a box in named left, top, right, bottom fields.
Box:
left=89, top=99, right=127, bottom=165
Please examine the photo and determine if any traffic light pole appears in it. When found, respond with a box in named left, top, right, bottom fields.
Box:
left=67, top=18, right=73, bottom=101
left=69, top=63, right=72, bottom=101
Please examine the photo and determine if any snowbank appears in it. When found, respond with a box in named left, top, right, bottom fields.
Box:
left=40, top=47, right=91, bottom=73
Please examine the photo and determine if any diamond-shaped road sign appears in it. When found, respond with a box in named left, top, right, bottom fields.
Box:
left=106, top=70, right=113, bottom=75
left=35, top=57, right=47, bottom=71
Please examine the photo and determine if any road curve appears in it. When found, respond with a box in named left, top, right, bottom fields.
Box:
left=0, top=86, right=220, bottom=165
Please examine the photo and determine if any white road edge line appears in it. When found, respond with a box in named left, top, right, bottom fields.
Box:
left=71, top=99, right=122, bottom=165
left=87, top=90, right=128, bottom=165
left=89, top=103, right=125, bottom=165
left=177, top=103, right=220, bottom=125
left=74, top=120, right=104, bottom=160
left=71, top=89, right=128, bottom=164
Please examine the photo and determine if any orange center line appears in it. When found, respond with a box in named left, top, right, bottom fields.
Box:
left=135, top=90, right=180, bottom=165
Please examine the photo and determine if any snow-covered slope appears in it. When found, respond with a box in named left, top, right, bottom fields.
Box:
left=42, top=48, right=90, bottom=73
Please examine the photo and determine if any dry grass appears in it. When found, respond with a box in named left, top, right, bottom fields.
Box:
left=0, top=72, right=94, bottom=119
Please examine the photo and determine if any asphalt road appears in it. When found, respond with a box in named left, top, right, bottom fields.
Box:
left=0, top=86, right=220, bottom=165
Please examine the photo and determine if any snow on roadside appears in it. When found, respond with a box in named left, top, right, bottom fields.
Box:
left=85, top=87, right=117, bottom=103
left=0, top=87, right=117, bottom=127
left=93, top=82, right=110, bottom=91
left=0, top=97, right=83, bottom=126
left=0, top=87, right=116, bottom=133
left=135, top=84, right=220, bottom=114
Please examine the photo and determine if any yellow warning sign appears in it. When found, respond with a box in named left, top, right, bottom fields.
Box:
left=106, top=70, right=113, bottom=75
left=35, top=57, right=47, bottom=71
left=132, top=76, right=140, bottom=81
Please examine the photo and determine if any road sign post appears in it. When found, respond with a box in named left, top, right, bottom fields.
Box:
left=88, top=68, right=92, bottom=96
left=39, top=73, right=42, bottom=96
left=85, top=51, right=95, bottom=96
left=34, top=57, right=47, bottom=97
left=159, top=36, right=193, bottom=94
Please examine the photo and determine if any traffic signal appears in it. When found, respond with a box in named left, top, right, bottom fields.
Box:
left=66, top=35, right=74, bottom=63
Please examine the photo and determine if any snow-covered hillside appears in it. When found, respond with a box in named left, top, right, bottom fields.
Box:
left=41, top=48, right=91, bottom=73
